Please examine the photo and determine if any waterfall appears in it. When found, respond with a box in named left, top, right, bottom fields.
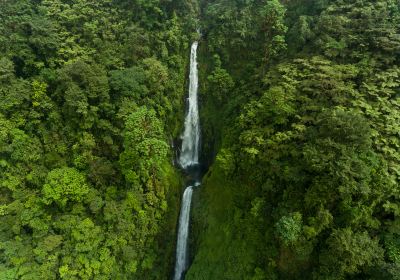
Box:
left=179, top=41, right=200, bottom=169
left=173, top=186, right=194, bottom=280
left=174, top=41, right=200, bottom=280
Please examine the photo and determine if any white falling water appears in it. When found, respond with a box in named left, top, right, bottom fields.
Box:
left=179, top=41, right=200, bottom=169
left=174, top=41, right=200, bottom=280
left=173, top=186, right=194, bottom=280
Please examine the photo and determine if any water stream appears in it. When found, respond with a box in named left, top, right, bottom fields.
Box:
left=173, top=41, right=200, bottom=280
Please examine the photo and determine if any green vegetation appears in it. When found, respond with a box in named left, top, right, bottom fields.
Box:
left=0, top=0, right=198, bottom=279
left=1, top=0, right=399, bottom=279
left=190, top=0, right=400, bottom=279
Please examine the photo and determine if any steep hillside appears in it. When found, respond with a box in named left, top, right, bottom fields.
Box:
left=189, top=0, right=400, bottom=279
left=0, top=1, right=200, bottom=279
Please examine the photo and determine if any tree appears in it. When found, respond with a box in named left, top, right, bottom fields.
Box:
left=275, top=212, right=302, bottom=246
left=119, top=107, right=169, bottom=188
left=318, top=228, right=384, bottom=279
left=207, top=55, right=234, bottom=102
left=42, top=167, right=90, bottom=207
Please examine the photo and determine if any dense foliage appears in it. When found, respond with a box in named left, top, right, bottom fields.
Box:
left=0, top=0, right=198, bottom=279
left=1, top=0, right=400, bottom=279
left=189, top=0, right=400, bottom=279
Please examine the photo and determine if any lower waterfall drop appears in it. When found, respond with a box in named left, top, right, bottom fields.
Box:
left=173, top=186, right=194, bottom=280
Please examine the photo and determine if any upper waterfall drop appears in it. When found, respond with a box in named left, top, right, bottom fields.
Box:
left=179, top=41, right=200, bottom=169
